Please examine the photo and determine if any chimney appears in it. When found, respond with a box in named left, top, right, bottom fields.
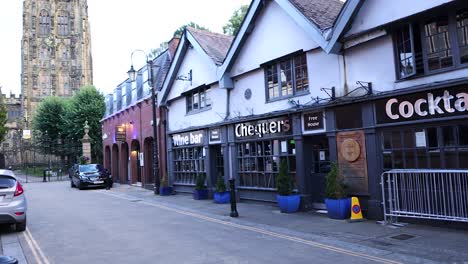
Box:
left=167, top=37, right=181, bottom=59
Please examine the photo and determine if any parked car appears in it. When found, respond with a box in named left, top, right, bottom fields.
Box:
left=0, top=169, right=27, bottom=232
left=69, top=164, right=112, bottom=190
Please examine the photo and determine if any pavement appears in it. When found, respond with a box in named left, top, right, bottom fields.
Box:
left=1, top=178, right=467, bottom=263
left=106, top=183, right=468, bottom=264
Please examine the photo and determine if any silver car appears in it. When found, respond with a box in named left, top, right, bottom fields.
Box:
left=0, top=170, right=27, bottom=232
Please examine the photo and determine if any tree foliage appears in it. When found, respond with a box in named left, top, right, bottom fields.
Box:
left=325, top=163, right=347, bottom=199
left=0, top=94, right=8, bottom=143
left=276, top=159, right=293, bottom=196
left=32, top=86, right=105, bottom=164
left=149, top=41, right=169, bottom=60
left=173, top=22, right=210, bottom=37
left=223, top=5, right=249, bottom=36
left=62, top=86, right=105, bottom=164
left=32, top=96, right=68, bottom=155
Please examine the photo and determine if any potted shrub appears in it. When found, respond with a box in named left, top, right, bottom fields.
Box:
left=276, top=159, right=300, bottom=213
left=193, top=173, right=208, bottom=200
left=213, top=175, right=230, bottom=204
left=324, top=163, right=351, bottom=219
left=159, top=176, right=173, bottom=196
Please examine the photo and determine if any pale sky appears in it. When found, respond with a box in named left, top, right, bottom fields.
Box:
left=0, top=0, right=251, bottom=97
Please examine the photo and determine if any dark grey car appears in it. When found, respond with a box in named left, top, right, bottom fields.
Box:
left=70, top=164, right=112, bottom=190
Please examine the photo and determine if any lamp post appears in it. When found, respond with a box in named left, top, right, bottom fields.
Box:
left=128, top=50, right=160, bottom=194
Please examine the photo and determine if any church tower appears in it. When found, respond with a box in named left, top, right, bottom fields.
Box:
left=21, top=0, right=93, bottom=120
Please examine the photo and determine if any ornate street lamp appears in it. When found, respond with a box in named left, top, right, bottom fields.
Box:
left=128, top=50, right=160, bottom=194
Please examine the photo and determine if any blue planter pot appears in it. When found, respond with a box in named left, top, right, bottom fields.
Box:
left=213, top=191, right=230, bottom=204
left=193, top=189, right=209, bottom=200
left=276, top=194, right=301, bottom=213
left=325, top=198, right=351, bottom=219
left=159, top=186, right=173, bottom=196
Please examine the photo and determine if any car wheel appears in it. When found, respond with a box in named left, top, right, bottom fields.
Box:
left=78, top=182, right=84, bottom=190
left=16, top=218, right=26, bottom=232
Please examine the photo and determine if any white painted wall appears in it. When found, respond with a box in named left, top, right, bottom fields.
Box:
left=230, top=1, right=319, bottom=78
left=346, top=0, right=453, bottom=37
left=345, top=34, right=468, bottom=94
left=344, top=35, right=396, bottom=93
left=166, top=46, right=218, bottom=101
left=230, top=50, right=341, bottom=117
left=168, top=83, right=226, bottom=132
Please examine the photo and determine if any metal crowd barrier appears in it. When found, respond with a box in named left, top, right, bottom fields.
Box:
left=381, top=169, right=468, bottom=223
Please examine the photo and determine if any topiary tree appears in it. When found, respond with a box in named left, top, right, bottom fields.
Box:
left=276, top=159, right=292, bottom=196
left=195, top=173, right=206, bottom=191
left=216, top=175, right=226, bottom=193
left=325, top=163, right=347, bottom=199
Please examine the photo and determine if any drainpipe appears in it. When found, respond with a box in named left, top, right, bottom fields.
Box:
left=225, top=88, right=231, bottom=120
left=342, top=49, right=348, bottom=95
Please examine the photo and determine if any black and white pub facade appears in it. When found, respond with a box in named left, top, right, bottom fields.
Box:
left=159, top=0, right=468, bottom=219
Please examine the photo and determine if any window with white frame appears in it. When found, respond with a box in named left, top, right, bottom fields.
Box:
left=186, top=86, right=212, bottom=113
left=265, top=53, right=309, bottom=101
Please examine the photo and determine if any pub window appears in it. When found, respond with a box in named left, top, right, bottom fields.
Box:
left=457, top=9, right=468, bottom=64
left=39, top=10, right=50, bottom=36
left=265, top=53, right=309, bottom=101
left=173, top=147, right=206, bottom=185
left=237, top=139, right=296, bottom=189
left=424, top=16, right=453, bottom=71
left=186, top=86, right=211, bottom=114
left=393, top=10, right=468, bottom=80
left=381, top=124, right=468, bottom=170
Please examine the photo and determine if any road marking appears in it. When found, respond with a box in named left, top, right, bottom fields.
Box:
left=23, top=231, right=43, bottom=264
left=23, top=228, right=51, bottom=264
left=98, top=190, right=401, bottom=264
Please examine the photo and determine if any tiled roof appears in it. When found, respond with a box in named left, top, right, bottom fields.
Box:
left=153, top=50, right=171, bottom=90
left=289, top=0, right=344, bottom=31
left=186, top=27, right=234, bottom=65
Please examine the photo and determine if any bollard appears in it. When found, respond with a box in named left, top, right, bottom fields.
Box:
left=43, top=169, right=47, bottom=182
left=229, top=179, right=239, bottom=217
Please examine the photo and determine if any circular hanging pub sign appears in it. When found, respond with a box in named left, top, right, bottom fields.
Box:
left=340, top=138, right=360, bottom=162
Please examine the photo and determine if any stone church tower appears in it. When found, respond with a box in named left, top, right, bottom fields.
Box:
left=21, top=0, right=93, bottom=121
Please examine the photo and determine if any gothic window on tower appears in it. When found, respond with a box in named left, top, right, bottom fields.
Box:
left=40, top=46, right=47, bottom=59
left=33, top=76, right=38, bottom=89
left=31, top=16, right=36, bottom=31
left=70, top=46, right=76, bottom=59
left=60, top=46, right=68, bottom=60
left=31, top=46, right=37, bottom=59
left=51, top=76, right=56, bottom=90
left=42, top=82, right=47, bottom=96
left=57, top=11, right=69, bottom=36
left=39, top=10, right=50, bottom=36
left=50, top=47, right=55, bottom=59
left=70, top=18, right=75, bottom=32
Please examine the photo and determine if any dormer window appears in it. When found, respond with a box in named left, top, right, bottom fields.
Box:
left=186, top=86, right=211, bottom=113
left=264, top=53, right=309, bottom=101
